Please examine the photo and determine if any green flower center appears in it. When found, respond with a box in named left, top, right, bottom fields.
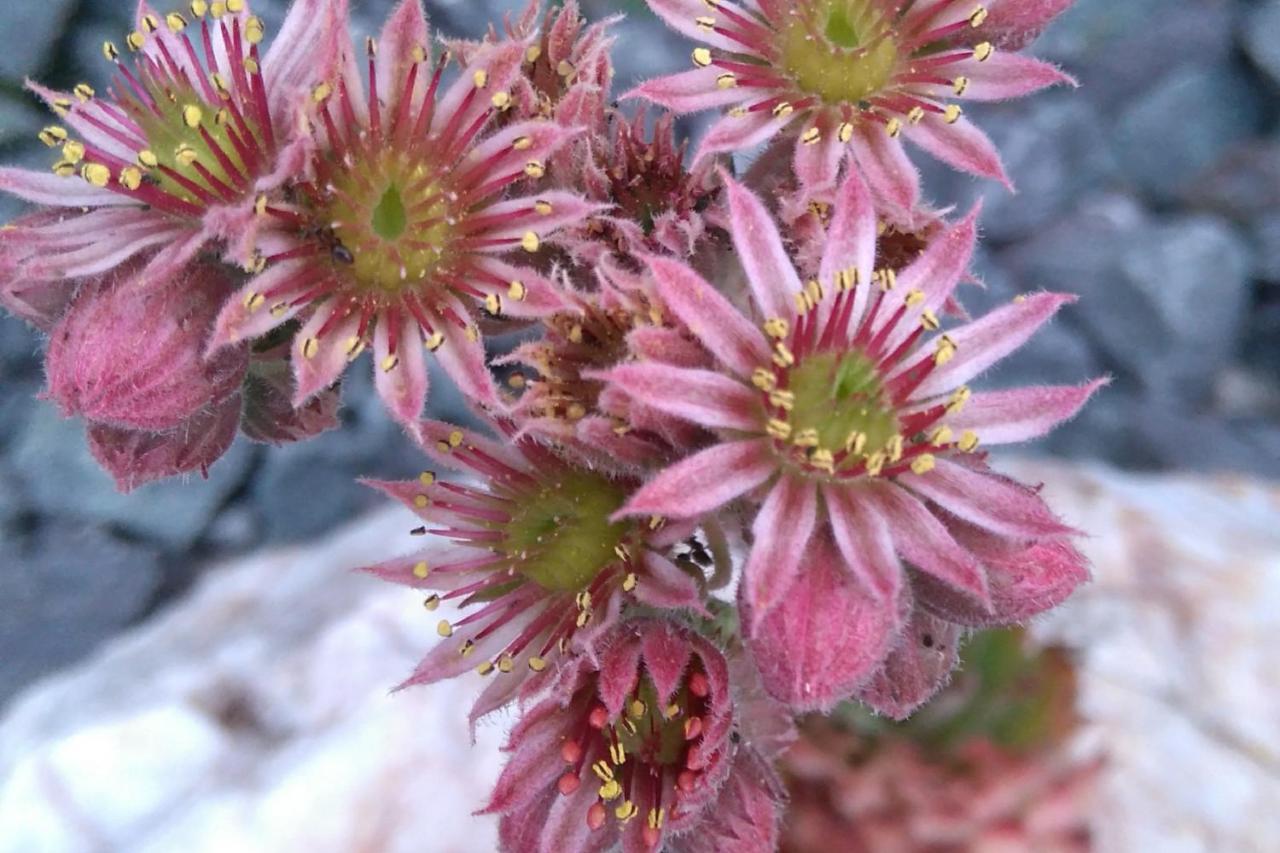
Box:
left=321, top=149, right=455, bottom=295
left=779, top=0, right=899, bottom=105
left=501, top=470, right=630, bottom=592
left=787, top=350, right=899, bottom=458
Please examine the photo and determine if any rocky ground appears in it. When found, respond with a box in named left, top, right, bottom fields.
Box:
left=0, top=460, right=1275, bottom=852
left=0, top=0, right=1277, bottom=706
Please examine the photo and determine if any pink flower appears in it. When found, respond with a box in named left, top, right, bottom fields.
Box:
left=0, top=0, right=345, bottom=305
left=485, top=620, right=739, bottom=851
left=629, top=0, right=1075, bottom=210
left=360, top=418, right=705, bottom=727
left=208, top=0, right=605, bottom=435
left=599, top=171, right=1100, bottom=710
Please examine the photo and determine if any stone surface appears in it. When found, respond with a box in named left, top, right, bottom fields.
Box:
left=1251, top=212, right=1280, bottom=284
left=1004, top=195, right=1252, bottom=406
left=0, top=525, right=162, bottom=707
left=1185, top=140, right=1280, bottom=223
left=1242, top=0, right=1280, bottom=89
left=0, top=0, right=77, bottom=82
left=1013, top=460, right=1280, bottom=853
left=0, top=507, right=504, bottom=853
left=1114, top=65, right=1264, bottom=203
left=10, top=402, right=255, bottom=550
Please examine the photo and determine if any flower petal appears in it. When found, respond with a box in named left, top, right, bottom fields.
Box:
left=432, top=294, right=499, bottom=407
left=641, top=620, right=694, bottom=707
left=744, top=476, right=818, bottom=625
left=617, top=439, right=776, bottom=520
left=376, top=0, right=431, bottom=111
left=905, top=113, right=1011, bottom=189
left=644, top=253, right=771, bottom=378
left=818, top=168, right=877, bottom=333
left=595, top=363, right=760, bottom=432
left=793, top=113, right=845, bottom=196
left=644, top=0, right=751, bottom=52
left=634, top=552, right=707, bottom=614
left=900, top=458, right=1076, bottom=538
left=209, top=261, right=313, bottom=350
left=624, top=67, right=753, bottom=112
left=953, top=52, right=1076, bottom=101
left=0, top=167, right=133, bottom=208
left=291, top=303, right=360, bottom=405
left=373, top=310, right=429, bottom=437
left=853, top=607, right=961, bottom=720
left=721, top=172, right=803, bottom=322
left=696, top=109, right=796, bottom=160
left=947, top=379, right=1108, bottom=445
left=848, top=125, right=920, bottom=214
left=823, top=484, right=902, bottom=603
left=980, top=0, right=1076, bottom=50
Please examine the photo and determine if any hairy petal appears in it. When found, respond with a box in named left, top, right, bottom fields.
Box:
left=743, top=476, right=818, bottom=625
left=721, top=172, right=803, bottom=322
left=854, top=608, right=962, bottom=720
left=905, top=114, right=1011, bottom=189
left=617, top=439, right=776, bottom=519
left=595, top=363, right=760, bottom=432
left=947, top=379, right=1107, bottom=445
left=899, top=458, right=1076, bottom=539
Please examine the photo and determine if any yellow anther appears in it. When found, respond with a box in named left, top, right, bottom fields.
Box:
left=930, top=426, right=954, bottom=446
left=227, top=0, right=245, bottom=11
left=119, top=166, right=143, bottom=191
left=253, top=194, right=269, bottom=216
left=835, top=267, right=857, bottom=291
left=523, top=161, right=546, bottom=179
left=944, top=104, right=963, bottom=124
left=769, top=389, right=795, bottom=410
left=534, top=199, right=553, bottom=215
left=763, top=317, right=790, bottom=340
left=592, top=760, right=614, bottom=782
left=472, top=69, right=489, bottom=88
left=507, top=280, right=528, bottom=301
left=598, top=777, right=622, bottom=800
left=905, top=289, right=926, bottom=308
left=525, top=45, right=542, bottom=64
left=484, top=293, right=502, bottom=316
left=175, top=144, right=198, bottom=166
left=973, top=41, right=994, bottom=62
left=51, top=98, right=71, bottom=115
left=838, top=121, right=855, bottom=143
left=622, top=572, right=638, bottom=592
left=411, top=44, right=427, bottom=63
left=459, top=640, right=475, bottom=657
left=476, top=660, right=494, bottom=675
left=649, top=515, right=665, bottom=530
left=958, top=430, right=980, bottom=452
left=528, top=656, right=547, bottom=672
left=845, top=430, right=867, bottom=455
left=885, top=117, right=902, bottom=137
left=62, top=141, right=85, bottom=165
left=716, top=73, right=737, bottom=90
left=567, top=324, right=583, bottom=344
left=885, top=434, right=904, bottom=463
left=772, top=101, right=794, bottom=118
left=413, top=493, right=429, bottom=508
left=696, top=15, right=716, bottom=30
left=512, top=136, right=533, bottom=152
left=301, top=337, right=319, bottom=359
left=138, top=149, right=159, bottom=168
left=243, top=291, right=265, bottom=311
left=521, top=231, right=541, bottom=252
left=772, top=342, right=795, bottom=368
left=752, top=367, right=778, bottom=391
left=793, top=428, right=820, bottom=448
left=557, top=59, right=575, bottom=78
left=865, top=451, right=886, bottom=476
left=728, top=106, right=747, bottom=118
left=613, top=543, right=631, bottom=561
left=947, top=386, right=972, bottom=414
left=806, top=279, right=824, bottom=304
left=609, top=742, right=626, bottom=766
left=934, top=335, right=957, bottom=366
left=692, top=47, right=713, bottom=67
left=74, top=83, right=95, bottom=102
left=907, top=106, right=926, bottom=124
left=345, top=336, right=365, bottom=358
left=879, top=268, right=898, bottom=291
left=141, top=13, right=160, bottom=33
left=312, top=82, right=332, bottom=102
left=953, top=76, right=970, bottom=95
left=126, top=31, right=146, bottom=52
left=629, top=699, right=647, bottom=719
left=425, top=331, right=444, bottom=352
left=182, top=104, right=203, bottom=129
left=423, top=594, right=440, bottom=611
left=491, top=91, right=512, bottom=109
left=615, top=801, right=637, bottom=821
left=190, top=0, right=208, bottom=17
left=166, top=12, right=188, bottom=33
left=969, top=6, right=989, bottom=27
left=648, top=808, right=665, bottom=830
left=497, top=655, right=514, bottom=673
left=38, top=126, right=67, bottom=147
left=664, top=702, right=681, bottom=719
left=243, top=56, right=260, bottom=75
left=448, top=430, right=463, bottom=448
left=269, top=302, right=289, bottom=317
left=103, top=41, right=120, bottom=62
left=245, top=16, right=266, bottom=44
left=766, top=418, right=792, bottom=440
left=810, top=448, right=835, bottom=473
left=437, top=620, right=453, bottom=638
left=80, top=162, right=110, bottom=187
left=910, top=454, right=936, bottom=475
left=52, top=161, right=76, bottom=177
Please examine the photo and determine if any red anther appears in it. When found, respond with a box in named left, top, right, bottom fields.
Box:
left=560, top=740, right=583, bottom=764
left=587, top=802, right=607, bottom=831
left=677, top=769, right=697, bottom=792
left=642, top=826, right=661, bottom=848
left=557, top=772, right=581, bottom=796
left=588, top=705, right=610, bottom=729
left=688, top=671, right=710, bottom=698
left=683, top=716, right=703, bottom=740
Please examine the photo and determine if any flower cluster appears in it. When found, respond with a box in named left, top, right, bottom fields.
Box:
left=1, top=0, right=1097, bottom=849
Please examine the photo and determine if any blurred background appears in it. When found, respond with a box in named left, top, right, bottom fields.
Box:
left=0, top=1, right=1277, bottom=850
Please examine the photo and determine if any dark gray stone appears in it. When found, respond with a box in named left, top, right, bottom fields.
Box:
left=1184, top=140, right=1280, bottom=223
left=1242, top=1, right=1280, bottom=89
left=1243, top=300, right=1280, bottom=384
left=0, top=0, right=77, bottom=82
left=1034, top=0, right=1237, bottom=112
left=1114, top=65, right=1265, bottom=203
left=1005, top=195, right=1252, bottom=406
left=0, top=463, right=26, bottom=530
left=1252, top=212, right=1280, bottom=284
left=922, top=94, right=1118, bottom=243
left=0, top=90, right=43, bottom=148
left=10, top=401, right=254, bottom=550
left=0, top=313, right=41, bottom=378
left=0, top=524, right=162, bottom=705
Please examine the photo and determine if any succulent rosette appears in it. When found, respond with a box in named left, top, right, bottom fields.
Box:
left=208, top=0, right=605, bottom=435
left=598, top=170, right=1100, bottom=711
left=486, top=620, right=744, bottom=852
left=0, top=0, right=344, bottom=309
left=361, top=417, right=706, bottom=725
left=630, top=0, right=1075, bottom=210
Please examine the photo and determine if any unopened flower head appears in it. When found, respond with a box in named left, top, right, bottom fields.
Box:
left=600, top=171, right=1099, bottom=709
left=633, top=0, right=1074, bottom=210
left=210, top=0, right=603, bottom=433
left=487, top=621, right=736, bottom=851
left=362, top=418, right=704, bottom=724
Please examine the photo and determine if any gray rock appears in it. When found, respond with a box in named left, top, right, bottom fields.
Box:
left=0, top=0, right=77, bottom=82
left=1243, top=300, right=1280, bottom=384
left=1005, top=195, right=1252, bottom=406
left=0, top=464, right=26, bottom=530
left=1242, top=1, right=1280, bottom=89
left=1034, top=0, right=1237, bottom=111
left=922, top=94, right=1118, bottom=243
left=1252, top=212, right=1280, bottom=284
left=0, top=92, right=43, bottom=149
left=1114, top=65, right=1264, bottom=203
left=0, top=314, right=40, bottom=378
left=1184, top=140, right=1280, bottom=223
left=10, top=402, right=254, bottom=550
left=0, top=524, right=161, bottom=706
